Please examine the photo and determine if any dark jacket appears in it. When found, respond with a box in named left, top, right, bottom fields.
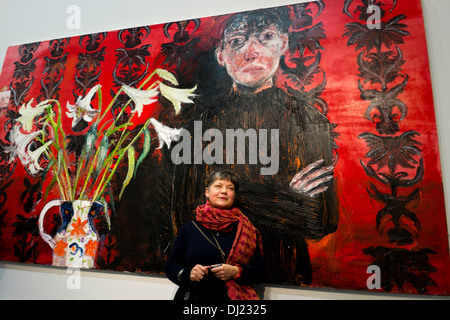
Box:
left=165, top=221, right=264, bottom=301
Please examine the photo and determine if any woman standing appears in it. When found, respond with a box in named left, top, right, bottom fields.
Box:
left=165, top=170, right=264, bottom=301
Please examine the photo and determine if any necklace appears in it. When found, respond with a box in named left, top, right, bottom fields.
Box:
left=210, top=231, right=226, bottom=262
left=192, top=221, right=226, bottom=262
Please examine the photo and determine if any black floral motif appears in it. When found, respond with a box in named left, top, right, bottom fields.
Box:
left=367, top=182, right=420, bottom=245
left=291, top=1, right=324, bottom=29
left=12, top=214, right=39, bottom=262
left=161, top=19, right=201, bottom=84
left=282, top=2, right=328, bottom=115
left=118, top=27, right=150, bottom=49
left=285, top=71, right=328, bottom=114
left=344, top=14, right=409, bottom=52
left=344, top=2, right=410, bottom=134
left=74, top=33, right=107, bottom=99
left=13, top=58, right=38, bottom=80
left=112, top=27, right=152, bottom=123
left=38, top=38, right=70, bottom=101
left=9, top=43, right=40, bottom=108
left=361, top=157, right=424, bottom=195
left=0, top=179, right=12, bottom=238
left=20, top=178, right=42, bottom=213
left=343, top=0, right=435, bottom=293
left=358, top=47, right=405, bottom=89
left=343, top=0, right=398, bottom=19
left=359, top=131, right=421, bottom=174
left=363, top=246, right=437, bottom=293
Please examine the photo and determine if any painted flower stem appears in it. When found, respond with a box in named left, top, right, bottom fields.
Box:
left=12, top=68, right=195, bottom=209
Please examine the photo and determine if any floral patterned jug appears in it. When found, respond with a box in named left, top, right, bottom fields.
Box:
left=38, top=199, right=104, bottom=268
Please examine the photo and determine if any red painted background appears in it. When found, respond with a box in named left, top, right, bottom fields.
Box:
left=0, top=0, right=449, bottom=295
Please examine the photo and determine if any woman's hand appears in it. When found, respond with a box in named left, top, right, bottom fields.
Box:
left=210, top=263, right=240, bottom=281
left=190, top=264, right=209, bottom=282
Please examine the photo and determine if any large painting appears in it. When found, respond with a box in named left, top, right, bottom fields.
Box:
left=0, top=0, right=449, bottom=296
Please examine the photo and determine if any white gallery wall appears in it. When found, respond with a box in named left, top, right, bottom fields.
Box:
left=0, top=0, right=449, bottom=300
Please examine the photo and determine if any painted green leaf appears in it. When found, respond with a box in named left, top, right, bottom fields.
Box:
left=93, top=135, right=109, bottom=180
left=57, top=149, right=64, bottom=174
left=83, top=122, right=98, bottom=161
left=134, top=128, right=151, bottom=177
left=44, top=175, right=57, bottom=203
left=119, top=146, right=135, bottom=200
left=40, top=158, right=54, bottom=202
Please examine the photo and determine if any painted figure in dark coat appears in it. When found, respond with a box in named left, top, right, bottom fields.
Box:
left=171, top=8, right=339, bottom=285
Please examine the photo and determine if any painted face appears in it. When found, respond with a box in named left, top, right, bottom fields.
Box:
left=216, top=24, right=288, bottom=92
left=205, top=179, right=237, bottom=209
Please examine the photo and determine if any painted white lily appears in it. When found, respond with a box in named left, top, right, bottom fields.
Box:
left=149, top=118, right=183, bottom=149
left=9, top=125, right=43, bottom=165
left=155, top=69, right=179, bottom=86
left=66, top=84, right=101, bottom=128
left=159, top=83, right=196, bottom=115
left=122, top=85, right=159, bottom=117
left=17, top=98, right=51, bottom=132
left=26, top=140, right=53, bottom=174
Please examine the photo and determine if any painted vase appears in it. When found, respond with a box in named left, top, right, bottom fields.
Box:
left=38, top=199, right=104, bottom=268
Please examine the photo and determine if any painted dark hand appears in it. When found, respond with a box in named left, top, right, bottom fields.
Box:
left=290, top=159, right=334, bottom=198
left=190, top=264, right=209, bottom=282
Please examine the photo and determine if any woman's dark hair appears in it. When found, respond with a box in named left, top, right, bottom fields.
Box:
left=206, top=170, right=239, bottom=192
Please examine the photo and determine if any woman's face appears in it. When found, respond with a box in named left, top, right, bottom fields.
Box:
left=205, top=179, right=236, bottom=209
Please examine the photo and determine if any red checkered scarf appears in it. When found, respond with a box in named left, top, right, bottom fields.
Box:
left=196, top=201, right=262, bottom=300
